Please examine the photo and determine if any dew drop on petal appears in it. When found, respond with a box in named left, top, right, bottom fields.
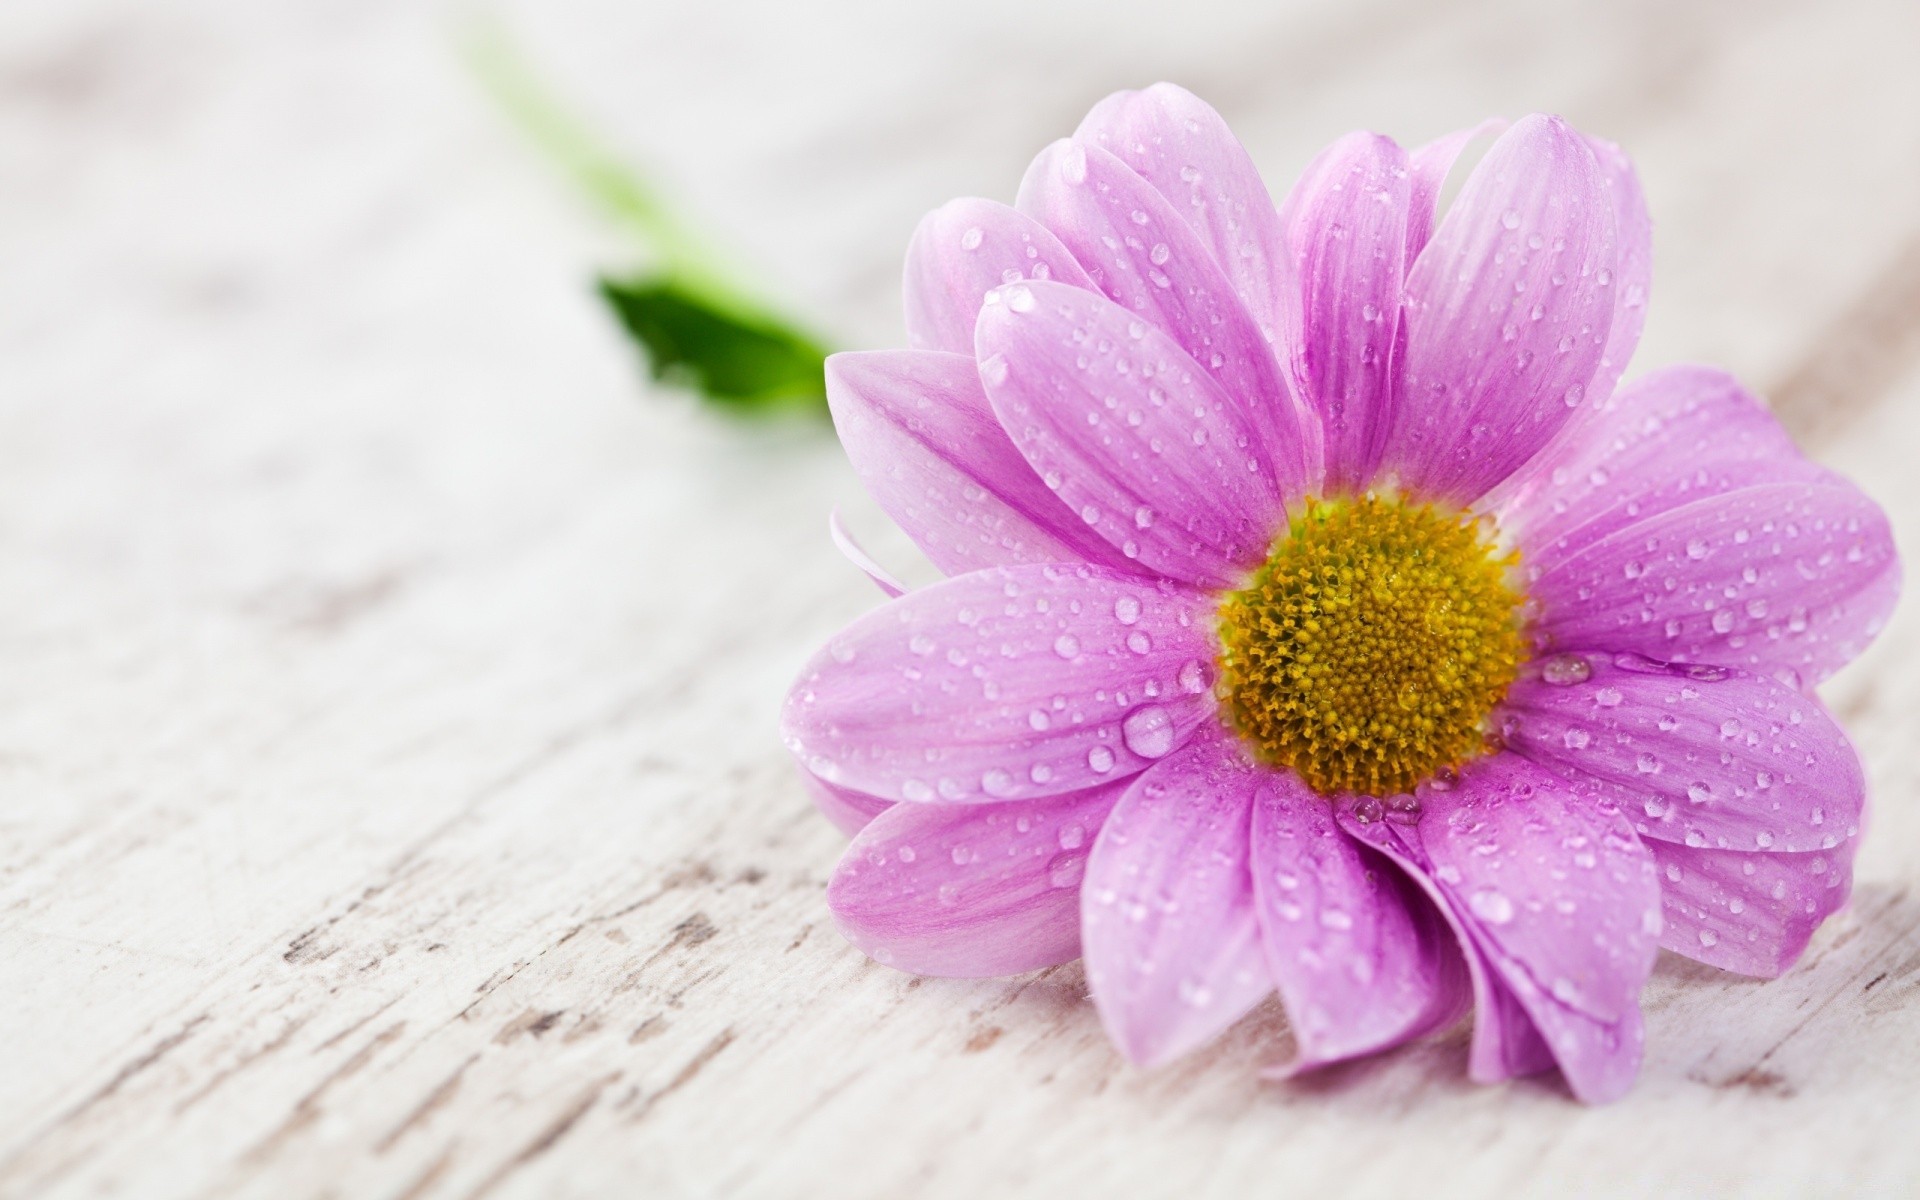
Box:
left=1469, top=889, right=1515, bottom=924
left=1540, top=654, right=1592, bottom=685
left=1120, top=705, right=1176, bottom=759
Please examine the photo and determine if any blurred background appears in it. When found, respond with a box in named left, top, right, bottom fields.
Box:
left=3, top=1, right=1919, bottom=1196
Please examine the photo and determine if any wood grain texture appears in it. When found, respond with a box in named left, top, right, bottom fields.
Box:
left=2, top=0, right=1919, bottom=1196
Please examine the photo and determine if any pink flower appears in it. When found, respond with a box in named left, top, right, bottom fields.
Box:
left=782, top=85, right=1900, bottom=1102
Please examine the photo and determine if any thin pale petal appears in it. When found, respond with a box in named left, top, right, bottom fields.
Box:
left=976, top=279, right=1284, bottom=587
left=1074, top=83, right=1289, bottom=339
left=800, top=767, right=894, bottom=837
left=829, top=508, right=907, bottom=598
left=1648, top=840, right=1855, bottom=977
left=825, top=350, right=1130, bottom=575
left=1016, top=140, right=1307, bottom=495
left=828, top=783, right=1124, bottom=976
left=1585, top=135, right=1652, bottom=405
left=1082, top=734, right=1271, bottom=1066
left=1487, top=366, right=1826, bottom=568
left=1500, top=652, right=1866, bottom=855
left=1339, top=755, right=1662, bottom=1103
left=782, top=563, right=1219, bottom=804
left=1404, top=118, right=1507, bottom=263
left=1528, top=479, right=1900, bottom=686
left=1250, top=771, right=1470, bottom=1071
left=1385, top=115, right=1617, bottom=505
left=1277, top=132, right=1411, bottom=492
left=904, top=198, right=1096, bottom=354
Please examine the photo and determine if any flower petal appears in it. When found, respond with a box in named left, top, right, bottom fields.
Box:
left=1648, top=840, right=1856, bottom=977
left=800, top=768, right=894, bottom=837
left=1073, top=83, right=1289, bottom=340
left=1487, top=366, right=1826, bottom=569
left=1082, top=734, right=1271, bottom=1066
left=904, top=198, right=1096, bottom=355
left=829, top=508, right=907, bottom=598
left=1250, top=771, right=1470, bottom=1071
left=1338, top=754, right=1662, bottom=1103
left=1384, top=114, right=1618, bottom=505
left=1277, top=132, right=1411, bottom=492
left=825, top=350, right=1131, bottom=575
left=976, top=279, right=1285, bottom=587
left=1404, top=118, right=1507, bottom=263
left=1016, top=140, right=1307, bottom=496
left=1499, top=652, right=1866, bottom=855
left=1585, top=135, right=1652, bottom=405
left=782, top=563, right=1219, bottom=804
left=828, top=783, right=1124, bottom=976
left=1528, top=479, right=1900, bottom=686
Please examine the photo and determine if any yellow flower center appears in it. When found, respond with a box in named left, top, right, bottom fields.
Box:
left=1217, top=494, right=1526, bottom=797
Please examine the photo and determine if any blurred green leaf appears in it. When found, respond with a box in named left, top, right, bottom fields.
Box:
left=599, top=276, right=829, bottom=414
left=466, top=17, right=831, bottom=417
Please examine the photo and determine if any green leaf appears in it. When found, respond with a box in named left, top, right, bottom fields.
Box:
left=599, top=275, right=829, bottom=414
left=464, top=17, right=833, bottom=418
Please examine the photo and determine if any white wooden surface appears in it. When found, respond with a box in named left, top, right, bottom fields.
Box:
left=4, top=1, right=1920, bottom=1196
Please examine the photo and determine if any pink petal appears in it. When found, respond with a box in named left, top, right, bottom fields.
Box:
left=800, top=768, right=895, bottom=837
left=1250, top=771, right=1470, bottom=1071
left=1648, top=840, right=1856, bottom=978
left=904, top=198, right=1096, bottom=355
left=782, top=563, right=1220, bottom=804
left=1499, top=652, right=1865, bottom=855
left=1339, top=754, right=1662, bottom=1103
left=1528, top=479, right=1900, bottom=686
left=825, top=350, right=1132, bottom=575
left=1016, top=140, right=1308, bottom=496
left=1584, top=135, right=1652, bottom=406
left=1488, top=366, right=1826, bottom=568
left=829, top=508, right=907, bottom=598
left=1384, top=114, right=1618, bottom=505
left=1074, top=83, right=1289, bottom=340
left=1276, top=132, right=1411, bottom=492
left=828, top=783, right=1124, bottom=976
left=1082, top=733, right=1272, bottom=1066
left=975, top=279, right=1285, bottom=587
left=1404, top=119, right=1507, bottom=264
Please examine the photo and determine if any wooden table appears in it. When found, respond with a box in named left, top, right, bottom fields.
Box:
left=4, top=0, right=1919, bottom=1195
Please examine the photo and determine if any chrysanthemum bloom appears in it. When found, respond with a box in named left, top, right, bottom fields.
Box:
left=783, top=85, right=1900, bottom=1102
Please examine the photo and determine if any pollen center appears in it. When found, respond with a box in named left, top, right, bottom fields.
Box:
left=1217, top=494, right=1527, bottom=797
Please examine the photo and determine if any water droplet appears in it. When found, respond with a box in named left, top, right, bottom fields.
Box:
left=959, top=226, right=984, bottom=251
left=1054, top=634, right=1082, bottom=659
left=1698, top=928, right=1720, bottom=948
left=901, top=779, right=933, bottom=801
left=1113, top=596, right=1142, bottom=625
left=1540, top=654, right=1592, bottom=685
left=1469, top=889, right=1515, bottom=924
left=1087, top=746, right=1116, bottom=773
left=1121, top=705, right=1176, bottom=758
left=1178, top=660, right=1209, bottom=694
left=1047, top=854, right=1085, bottom=889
